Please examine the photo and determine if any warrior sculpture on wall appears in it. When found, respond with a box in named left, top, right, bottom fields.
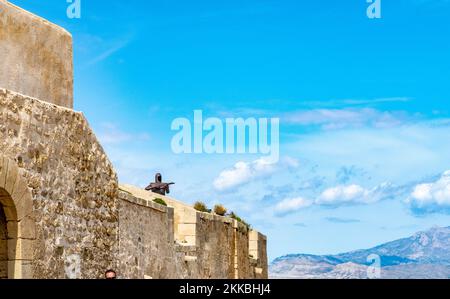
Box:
left=145, top=173, right=174, bottom=196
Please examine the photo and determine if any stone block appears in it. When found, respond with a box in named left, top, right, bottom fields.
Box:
left=3, top=206, right=17, bottom=222
left=10, top=176, right=30, bottom=204
left=179, top=208, right=198, bottom=224
left=177, top=223, right=196, bottom=236
left=6, top=221, right=18, bottom=239
left=0, top=195, right=14, bottom=207
left=19, top=216, right=36, bottom=239
left=254, top=267, right=263, bottom=275
left=0, top=261, right=7, bottom=279
left=184, top=256, right=197, bottom=262
left=249, top=240, right=259, bottom=251
left=8, top=238, right=34, bottom=260
left=15, top=192, right=33, bottom=221
left=4, top=159, right=18, bottom=195
left=7, top=260, right=33, bottom=279
left=0, top=157, right=8, bottom=189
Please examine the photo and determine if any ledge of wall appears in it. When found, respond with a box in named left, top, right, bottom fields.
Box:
left=118, top=189, right=170, bottom=214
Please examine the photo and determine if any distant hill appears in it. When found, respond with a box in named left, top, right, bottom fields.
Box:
left=270, top=226, right=450, bottom=279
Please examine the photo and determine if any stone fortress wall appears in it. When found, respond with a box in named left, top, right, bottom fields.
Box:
left=0, top=1, right=268, bottom=279
left=118, top=185, right=267, bottom=279
left=0, top=0, right=73, bottom=108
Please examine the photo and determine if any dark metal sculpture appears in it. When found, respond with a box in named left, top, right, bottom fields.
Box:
left=145, top=173, right=174, bottom=196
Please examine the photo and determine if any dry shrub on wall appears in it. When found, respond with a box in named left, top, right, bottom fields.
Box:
left=214, top=204, right=227, bottom=216
left=194, top=201, right=210, bottom=213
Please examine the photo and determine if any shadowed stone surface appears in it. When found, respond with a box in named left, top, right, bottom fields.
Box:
left=0, top=206, right=6, bottom=279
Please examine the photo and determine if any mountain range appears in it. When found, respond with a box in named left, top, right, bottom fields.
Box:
left=270, top=226, right=450, bottom=279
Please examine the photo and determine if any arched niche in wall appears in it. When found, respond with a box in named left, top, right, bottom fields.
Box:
left=0, top=156, right=35, bottom=279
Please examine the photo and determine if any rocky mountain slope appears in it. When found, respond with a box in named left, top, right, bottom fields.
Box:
left=270, top=226, right=450, bottom=279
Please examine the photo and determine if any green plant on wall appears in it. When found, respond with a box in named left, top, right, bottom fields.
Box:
left=228, top=211, right=251, bottom=230
left=153, top=198, right=167, bottom=207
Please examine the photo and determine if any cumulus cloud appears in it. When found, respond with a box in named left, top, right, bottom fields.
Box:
left=272, top=182, right=403, bottom=217
left=316, top=184, right=370, bottom=205
left=407, top=170, right=450, bottom=213
left=213, top=157, right=299, bottom=191
left=273, top=170, right=450, bottom=216
left=274, top=197, right=313, bottom=217
left=316, top=182, right=399, bottom=206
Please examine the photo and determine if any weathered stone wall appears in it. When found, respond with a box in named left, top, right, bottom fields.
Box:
left=118, top=185, right=196, bottom=246
left=234, top=221, right=252, bottom=279
left=0, top=1, right=268, bottom=279
left=0, top=0, right=73, bottom=108
left=118, top=190, right=180, bottom=279
left=0, top=89, right=118, bottom=278
left=0, top=206, right=6, bottom=279
left=249, top=230, right=268, bottom=279
left=195, top=212, right=235, bottom=278
left=0, top=88, right=268, bottom=279
left=118, top=184, right=268, bottom=279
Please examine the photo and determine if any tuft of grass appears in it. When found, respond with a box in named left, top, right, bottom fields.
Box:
left=213, top=204, right=227, bottom=216
left=153, top=198, right=167, bottom=207
left=228, top=211, right=242, bottom=222
left=193, top=201, right=210, bottom=213
left=228, top=212, right=251, bottom=230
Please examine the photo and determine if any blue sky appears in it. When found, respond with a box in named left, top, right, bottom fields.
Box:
left=11, top=0, right=450, bottom=261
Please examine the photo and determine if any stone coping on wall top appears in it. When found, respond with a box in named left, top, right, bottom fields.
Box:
left=118, top=189, right=170, bottom=214
left=0, top=88, right=76, bottom=112
left=198, top=210, right=233, bottom=224
left=120, top=184, right=187, bottom=206
left=119, top=184, right=251, bottom=230
left=0, top=0, right=72, bottom=37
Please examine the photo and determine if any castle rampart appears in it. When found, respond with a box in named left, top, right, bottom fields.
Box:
left=0, top=1, right=268, bottom=279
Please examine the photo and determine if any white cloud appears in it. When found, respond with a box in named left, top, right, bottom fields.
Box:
left=284, top=108, right=411, bottom=130
left=286, top=121, right=450, bottom=184
left=299, top=97, right=411, bottom=108
left=407, top=170, right=450, bottom=212
left=272, top=182, right=402, bottom=217
left=337, top=97, right=411, bottom=106
left=283, top=156, right=300, bottom=168
left=316, top=182, right=399, bottom=206
left=274, top=197, right=313, bottom=216
left=213, top=157, right=299, bottom=191
left=316, top=184, right=371, bottom=205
